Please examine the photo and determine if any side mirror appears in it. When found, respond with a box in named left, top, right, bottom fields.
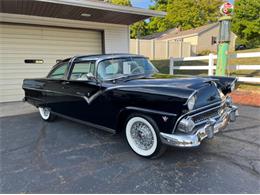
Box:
left=86, top=73, right=100, bottom=84
left=86, top=73, right=95, bottom=80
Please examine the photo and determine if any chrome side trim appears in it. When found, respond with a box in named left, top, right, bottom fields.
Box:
left=188, top=104, right=222, bottom=118
left=23, top=87, right=102, bottom=104
left=51, top=111, right=116, bottom=134
left=82, top=91, right=103, bottom=104
left=125, top=106, right=177, bottom=117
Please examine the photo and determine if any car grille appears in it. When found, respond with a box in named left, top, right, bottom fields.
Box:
left=192, top=109, right=219, bottom=123
left=191, top=104, right=226, bottom=125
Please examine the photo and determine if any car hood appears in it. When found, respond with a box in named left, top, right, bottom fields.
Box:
left=122, top=76, right=214, bottom=90
left=104, top=76, right=222, bottom=108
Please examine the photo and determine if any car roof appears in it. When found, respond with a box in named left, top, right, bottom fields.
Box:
left=62, top=53, right=146, bottom=63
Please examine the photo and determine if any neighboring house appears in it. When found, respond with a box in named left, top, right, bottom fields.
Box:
left=0, top=0, right=165, bottom=102
left=142, top=23, right=237, bottom=54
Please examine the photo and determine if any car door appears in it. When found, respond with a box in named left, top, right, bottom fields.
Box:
left=58, top=60, right=103, bottom=121
left=44, top=61, right=71, bottom=114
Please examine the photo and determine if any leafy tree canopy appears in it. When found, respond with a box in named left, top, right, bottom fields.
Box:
left=147, top=0, right=223, bottom=33
left=108, top=0, right=260, bottom=47
left=231, top=0, right=260, bottom=48
left=106, top=0, right=132, bottom=6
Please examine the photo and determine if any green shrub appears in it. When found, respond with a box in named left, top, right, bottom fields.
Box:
left=197, top=50, right=214, bottom=56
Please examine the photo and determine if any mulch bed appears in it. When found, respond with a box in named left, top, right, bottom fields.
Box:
left=230, top=90, right=260, bottom=107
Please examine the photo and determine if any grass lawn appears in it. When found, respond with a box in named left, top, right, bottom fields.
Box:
left=151, top=48, right=260, bottom=91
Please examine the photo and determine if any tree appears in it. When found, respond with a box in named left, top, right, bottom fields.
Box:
left=148, top=0, right=171, bottom=33
left=106, top=0, right=132, bottom=6
left=108, top=0, right=225, bottom=39
left=147, top=0, right=223, bottom=34
left=130, top=21, right=148, bottom=38
left=232, top=0, right=260, bottom=48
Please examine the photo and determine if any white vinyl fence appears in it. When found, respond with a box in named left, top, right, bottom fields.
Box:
left=169, top=52, right=260, bottom=83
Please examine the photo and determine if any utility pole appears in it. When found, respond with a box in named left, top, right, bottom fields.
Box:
left=216, top=2, right=234, bottom=76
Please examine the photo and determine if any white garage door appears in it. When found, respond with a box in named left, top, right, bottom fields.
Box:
left=0, top=23, right=103, bottom=102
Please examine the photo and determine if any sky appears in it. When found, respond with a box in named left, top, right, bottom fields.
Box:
left=131, top=0, right=153, bottom=9
left=131, top=0, right=235, bottom=9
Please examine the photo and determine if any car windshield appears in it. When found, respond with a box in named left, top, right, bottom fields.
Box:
left=97, top=57, right=157, bottom=81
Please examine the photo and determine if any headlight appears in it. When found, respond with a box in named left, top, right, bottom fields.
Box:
left=187, top=95, right=196, bottom=111
left=177, top=118, right=195, bottom=133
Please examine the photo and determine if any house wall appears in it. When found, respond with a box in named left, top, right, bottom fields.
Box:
left=197, top=26, right=219, bottom=52
left=229, top=32, right=237, bottom=51
left=197, top=25, right=236, bottom=53
left=0, top=13, right=130, bottom=53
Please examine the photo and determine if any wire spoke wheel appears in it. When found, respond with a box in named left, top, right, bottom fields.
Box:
left=126, top=116, right=158, bottom=157
left=130, top=121, right=154, bottom=151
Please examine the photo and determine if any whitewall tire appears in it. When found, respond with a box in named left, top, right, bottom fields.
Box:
left=39, top=107, right=56, bottom=121
left=125, top=115, right=166, bottom=158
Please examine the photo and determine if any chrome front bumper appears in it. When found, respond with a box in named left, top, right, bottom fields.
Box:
left=160, top=105, right=238, bottom=147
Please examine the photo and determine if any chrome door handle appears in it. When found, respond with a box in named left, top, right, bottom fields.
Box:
left=76, top=92, right=85, bottom=96
left=62, top=81, right=70, bottom=85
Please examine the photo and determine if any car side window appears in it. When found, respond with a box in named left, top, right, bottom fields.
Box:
left=70, top=61, right=95, bottom=80
left=48, top=62, right=68, bottom=79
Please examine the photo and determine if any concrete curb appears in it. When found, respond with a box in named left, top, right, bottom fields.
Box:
left=0, top=101, right=37, bottom=118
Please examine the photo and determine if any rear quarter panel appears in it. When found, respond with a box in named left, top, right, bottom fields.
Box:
left=22, top=78, right=48, bottom=107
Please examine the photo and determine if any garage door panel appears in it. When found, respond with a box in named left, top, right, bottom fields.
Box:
left=0, top=84, right=24, bottom=90
left=1, top=73, right=48, bottom=79
left=1, top=49, right=102, bottom=56
left=0, top=23, right=102, bottom=102
left=1, top=34, right=101, bottom=43
left=0, top=66, right=51, bottom=71
left=0, top=24, right=101, bottom=38
left=0, top=79, right=25, bottom=85
left=1, top=69, right=50, bottom=74
left=1, top=45, right=102, bottom=52
left=0, top=57, right=67, bottom=64
left=1, top=39, right=102, bottom=48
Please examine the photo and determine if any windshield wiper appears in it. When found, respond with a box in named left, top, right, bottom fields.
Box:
left=115, top=73, right=148, bottom=81
left=105, top=73, right=142, bottom=81
left=122, top=73, right=147, bottom=81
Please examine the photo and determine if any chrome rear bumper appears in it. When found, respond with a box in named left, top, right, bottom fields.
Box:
left=160, top=105, right=238, bottom=147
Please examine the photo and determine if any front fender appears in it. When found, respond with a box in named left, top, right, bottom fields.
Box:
left=116, top=106, right=178, bottom=134
left=207, top=76, right=237, bottom=95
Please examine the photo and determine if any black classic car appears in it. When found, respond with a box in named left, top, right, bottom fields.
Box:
left=23, top=54, right=238, bottom=158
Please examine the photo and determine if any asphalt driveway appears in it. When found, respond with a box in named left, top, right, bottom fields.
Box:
left=0, top=103, right=260, bottom=193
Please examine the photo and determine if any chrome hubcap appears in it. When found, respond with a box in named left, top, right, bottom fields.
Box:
left=130, top=121, right=154, bottom=150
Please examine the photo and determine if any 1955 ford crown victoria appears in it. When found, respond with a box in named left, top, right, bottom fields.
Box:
left=22, top=54, right=238, bottom=158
